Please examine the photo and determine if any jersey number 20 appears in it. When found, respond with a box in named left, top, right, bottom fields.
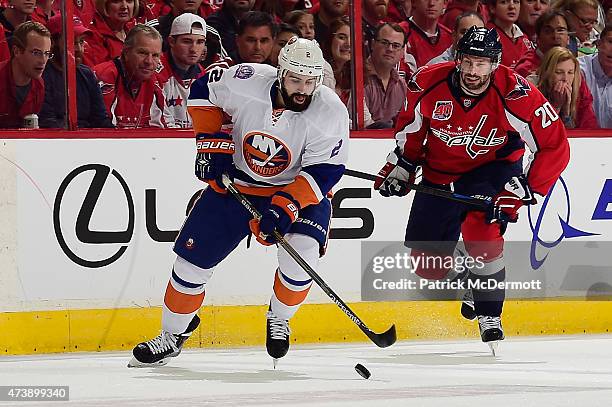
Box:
left=534, top=102, right=559, bottom=129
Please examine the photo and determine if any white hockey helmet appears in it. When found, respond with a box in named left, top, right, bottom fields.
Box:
left=277, top=37, right=325, bottom=91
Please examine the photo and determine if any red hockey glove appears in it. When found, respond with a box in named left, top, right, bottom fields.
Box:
left=195, top=131, right=235, bottom=193
left=488, top=175, right=537, bottom=224
left=249, top=192, right=300, bottom=246
left=374, top=147, right=418, bottom=197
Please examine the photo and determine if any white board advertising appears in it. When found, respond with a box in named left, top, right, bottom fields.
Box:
left=0, top=137, right=610, bottom=311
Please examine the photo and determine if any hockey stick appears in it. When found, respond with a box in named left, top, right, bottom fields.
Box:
left=344, top=168, right=491, bottom=210
left=221, top=174, right=397, bottom=348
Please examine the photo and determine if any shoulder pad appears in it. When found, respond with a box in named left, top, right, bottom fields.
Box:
left=407, top=63, right=453, bottom=93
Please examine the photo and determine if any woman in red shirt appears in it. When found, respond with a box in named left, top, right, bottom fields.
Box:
left=83, top=0, right=138, bottom=67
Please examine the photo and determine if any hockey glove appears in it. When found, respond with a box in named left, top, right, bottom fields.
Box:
left=488, top=175, right=537, bottom=224
left=249, top=192, right=300, bottom=246
left=195, top=131, right=235, bottom=193
left=374, top=147, right=418, bottom=197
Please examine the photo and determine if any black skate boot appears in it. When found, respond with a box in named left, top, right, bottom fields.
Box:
left=478, top=315, right=504, bottom=356
left=266, top=309, right=290, bottom=368
left=461, top=289, right=476, bottom=320
left=128, top=314, right=200, bottom=368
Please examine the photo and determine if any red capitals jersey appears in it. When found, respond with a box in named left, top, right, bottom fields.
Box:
left=94, top=58, right=171, bottom=128
left=401, top=19, right=453, bottom=70
left=395, top=62, right=570, bottom=196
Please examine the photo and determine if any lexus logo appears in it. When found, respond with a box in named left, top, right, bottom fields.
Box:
left=53, top=164, right=135, bottom=268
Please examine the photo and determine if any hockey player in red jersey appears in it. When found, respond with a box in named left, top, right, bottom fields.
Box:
left=374, top=26, right=569, bottom=353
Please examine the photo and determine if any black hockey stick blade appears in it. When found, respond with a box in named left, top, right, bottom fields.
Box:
left=343, top=168, right=491, bottom=210
left=366, top=324, right=397, bottom=348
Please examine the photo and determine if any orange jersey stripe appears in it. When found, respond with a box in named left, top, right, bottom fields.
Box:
left=164, top=282, right=205, bottom=314
left=273, top=272, right=311, bottom=306
left=188, top=106, right=223, bottom=134
left=235, top=184, right=284, bottom=196
left=282, top=175, right=320, bottom=208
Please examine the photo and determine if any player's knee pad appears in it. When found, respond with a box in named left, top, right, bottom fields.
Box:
left=412, top=249, right=453, bottom=280
left=277, top=233, right=319, bottom=283
left=170, top=255, right=214, bottom=295
left=462, top=212, right=504, bottom=259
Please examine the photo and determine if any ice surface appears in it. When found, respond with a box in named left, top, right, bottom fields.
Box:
left=2, top=335, right=612, bottom=406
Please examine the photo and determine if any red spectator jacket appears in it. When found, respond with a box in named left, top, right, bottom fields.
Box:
left=140, top=0, right=219, bottom=22
left=0, top=60, right=44, bottom=128
left=83, top=12, right=135, bottom=68
left=94, top=58, right=171, bottom=128
left=486, top=22, right=533, bottom=69
left=74, top=0, right=97, bottom=26
left=386, top=0, right=408, bottom=23
left=0, top=24, right=9, bottom=63
left=439, top=1, right=490, bottom=30
left=31, top=6, right=53, bottom=26
left=574, top=79, right=599, bottom=129
left=401, top=19, right=453, bottom=70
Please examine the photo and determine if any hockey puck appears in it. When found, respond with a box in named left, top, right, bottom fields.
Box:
left=354, top=363, right=371, bottom=379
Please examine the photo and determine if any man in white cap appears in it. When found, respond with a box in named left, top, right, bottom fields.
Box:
left=129, top=37, right=349, bottom=368
left=157, top=13, right=208, bottom=128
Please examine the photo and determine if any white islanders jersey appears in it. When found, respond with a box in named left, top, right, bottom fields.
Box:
left=188, top=63, right=349, bottom=200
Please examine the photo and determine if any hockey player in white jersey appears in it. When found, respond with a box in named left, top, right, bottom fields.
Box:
left=129, top=37, right=349, bottom=368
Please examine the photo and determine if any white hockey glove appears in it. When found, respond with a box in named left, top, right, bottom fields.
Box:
left=488, top=175, right=537, bottom=223
left=374, top=147, right=418, bottom=197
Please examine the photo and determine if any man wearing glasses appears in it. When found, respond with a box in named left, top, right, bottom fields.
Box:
left=0, top=21, right=50, bottom=128
left=365, top=22, right=407, bottom=128
left=515, top=10, right=571, bottom=77
left=563, top=0, right=599, bottom=55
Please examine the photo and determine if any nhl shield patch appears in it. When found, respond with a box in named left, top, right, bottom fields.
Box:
left=432, top=101, right=453, bottom=121
left=234, top=64, right=255, bottom=79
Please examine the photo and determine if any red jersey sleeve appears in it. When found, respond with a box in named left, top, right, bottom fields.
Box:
left=501, top=73, right=570, bottom=196
left=393, top=66, right=432, bottom=163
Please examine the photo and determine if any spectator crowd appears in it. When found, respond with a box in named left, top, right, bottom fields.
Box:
left=0, top=0, right=610, bottom=130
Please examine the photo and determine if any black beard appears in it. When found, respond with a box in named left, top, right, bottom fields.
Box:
left=280, top=86, right=313, bottom=112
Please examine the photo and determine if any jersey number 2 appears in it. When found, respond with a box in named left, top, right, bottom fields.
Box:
left=208, top=69, right=224, bottom=83
left=534, top=102, right=559, bottom=129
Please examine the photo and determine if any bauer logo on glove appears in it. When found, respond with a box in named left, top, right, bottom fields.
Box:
left=249, top=192, right=300, bottom=245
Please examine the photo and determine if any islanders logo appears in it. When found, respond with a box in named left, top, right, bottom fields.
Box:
left=243, top=131, right=291, bottom=177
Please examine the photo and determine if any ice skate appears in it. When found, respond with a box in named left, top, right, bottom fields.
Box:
left=478, top=315, right=504, bottom=356
left=266, top=309, right=290, bottom=368
left=128, top=314, right=200, bottom=368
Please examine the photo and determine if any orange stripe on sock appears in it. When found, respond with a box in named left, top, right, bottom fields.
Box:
left=164, top=282, right=205, bottom=314
left=273, top=272, right=311, bottom=306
